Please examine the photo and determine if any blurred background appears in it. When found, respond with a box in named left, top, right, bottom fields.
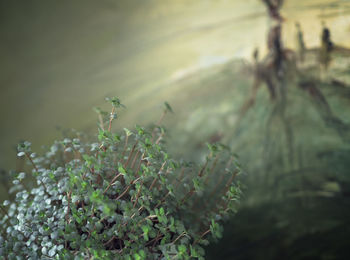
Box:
left=1, top=0, right=350, bottom=259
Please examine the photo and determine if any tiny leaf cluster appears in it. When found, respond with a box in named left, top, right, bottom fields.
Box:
left=0, top=98, right=242, bottom=259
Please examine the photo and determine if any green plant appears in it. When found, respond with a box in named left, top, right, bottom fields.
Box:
left=0, top=98, right=242, bottom=259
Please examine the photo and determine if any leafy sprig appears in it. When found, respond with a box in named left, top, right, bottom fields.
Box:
left=0, top=97, right=242, bottom=259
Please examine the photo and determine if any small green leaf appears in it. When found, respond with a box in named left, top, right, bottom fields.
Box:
left=118, top=165, right=126, bottom=174
left=123, top=128, right=133, bottom=136
left=164, top=102, right=173, bottom=113
left=178, top=244, right=187, bottom=254
left=160, top=207, right=165, bottom=216
left=105, top=96, right=125, bottom=108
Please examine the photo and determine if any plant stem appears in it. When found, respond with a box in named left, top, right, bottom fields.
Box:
left=179, top=188, right=195, bottom=205
left=174, top=168, right=185, bottom=189
left=192, top=229, right=211, bottom=246
left=123, top=141, right=138, bottom=168
left=151, top=111, right=167, bottom=142
left=154, top=190, right=171, bottom=209
left=65, top=191, right=72, bottom=223
left=130, top=150, right=140, bottom=169
left=103, top=236, right=117, bottom=246
left=25, top=153, right=48, bottom=191
left=98, top=114, right=105, bottom=131
left=121, top=135, right=129, bottom=160
left=198, top=159, right=209, bottom=177
left=156, top=168, right=171, bottom=191
left=155, top=132, right=164, bottom=145
left=156, top=111, right=166, bottom=126
left=103, top=173, right=122, bottom=194
left=208, top=156, right=235, bottom=198
left=116, top=186, right=130, bottom=201
left=108, top=106, right=116, bottom=132
left=208, top=173, right=225, bottom=199
left=171, top=231, right=186, bottom=244
left=25, top=153, right=38, bottom=172
left=0, top=205, right=10, bottom=219
left=217, top=170, right=239, bottom=209
left=116, top=177, right=140, bottom=201
left=149, top=161, right=166, bottom=190
left=134, top=152, right=145, bottom=173
left=204, top=154, right=219, bottom=185
left=133, top=180, right=143, bottom=208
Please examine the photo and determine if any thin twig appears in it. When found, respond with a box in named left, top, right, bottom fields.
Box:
left=115, top=177, right=141, bottom=201
left=65, top=191, right=72, bottom=223
left=103, top=236, right=117, bottom=246
left=130, top=150, right=140, bottom=169
left=174, top=168, right=185, bottom=189
left=192, top=229, right=211, bottom=246
left=103, top=173, right=122, bottom=194
left=155, top=132, right=164, bottom=145
left=25, top=153, right=48, bottom=191
left=204, top=154, right=219, bottom=185
left=123, top=141, right=138, bottom=168
left=134, top=152, right=145, bottom=173
left=171, top=231, right=186, bottom=244
left=121, top=135, right=129, bottom=161
left=0, top=205, right=10, bottom=219
left=154, top=191, right=171, bottom=209
left=198, top=159, right=209, bottom=177
left=98, top=114, right=105, bottom=131
left=151, top=111, right=167, bottom=142
left=133, top=180, right=144, bottom=208
left=149, top=162, right=166, bottom=190
left=108, top=107, right=116, bottom=132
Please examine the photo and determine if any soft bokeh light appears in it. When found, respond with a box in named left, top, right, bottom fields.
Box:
left=1, top=0, right=349, bottom=170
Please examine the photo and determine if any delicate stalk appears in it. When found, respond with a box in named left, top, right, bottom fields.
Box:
left=123, top=141, right=138, bottom=168
left=130, top=150, right=140, bottom=170
left=98, top=114, right=105, bottom=131
left=149, top=161, right=166, bottom=190
left=208, top=174, right=225, bottom=199
left=108, top=106, right=116, bottom=132
left=225, top=156, right=234, bottom=170
left=121, top=134, right=129, bottom=160
left=198, top=159, right=209, bottom=177
left=65, top=191, right=72, bottom=223
left=154, top=191, right=171, bottom=209
left=192, top=229, right=211, bottom=246
left=224, top=171, right=239, bottom=191
left=156, top=168, right=171, bottom=191
left=133, top=180, right=143, bottom=208
left=179, top=188, right=195, bottom=205
left=25, top=152, right=47, bottom=191
left=103, top=236, right=117, bottom=246
left=156, top=111, right=166, bottom=126
left=155, top=132, right=164, bottom=145
left=116, top=186, right=130, bottom=201
left=151, top=231, right=162, bottom=248
left=116, top=177, right=141, bottom=201
left=174, top=168, right=185, bottom=189
left=216, top=170, right=239, bottom=210
left=103, top=173, right=122, bottom=194
left=143, top=231, right=165, bottom=249
left=134, top=152, right=145, bottom=173
left=0, top=205, right=10, bottom=219
left=151, top=111, right=167, bottom=142
left=204, top=154, right=219, bottom=185
left=25, top=153, right=38, bottom=172
left=208, top=156, right=234, bottom=198
left=171, top=231, right=186, bottom=244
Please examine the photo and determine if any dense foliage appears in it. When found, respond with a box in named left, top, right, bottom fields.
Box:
left=0, top=98, right=242, bottom=259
